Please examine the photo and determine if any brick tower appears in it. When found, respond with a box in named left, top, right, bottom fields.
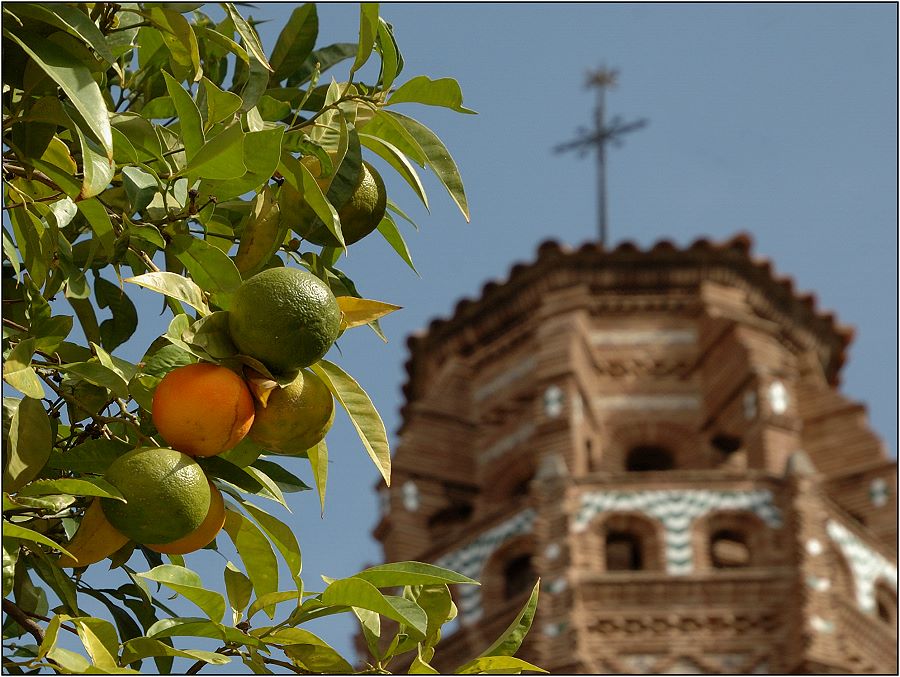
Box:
left=373, top=234, right=897, bottom=674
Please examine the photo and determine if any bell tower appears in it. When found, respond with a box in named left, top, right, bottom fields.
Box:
left=373, top=234, right=897, bottom=674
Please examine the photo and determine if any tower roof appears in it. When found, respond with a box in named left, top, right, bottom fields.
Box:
left=402, top=233, right=854, bottom=411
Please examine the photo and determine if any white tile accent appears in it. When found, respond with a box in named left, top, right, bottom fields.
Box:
left=826, top=519, right=897, bottom=612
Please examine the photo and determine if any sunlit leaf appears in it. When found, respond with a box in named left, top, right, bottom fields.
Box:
left=137, top=565, right=226, bottom=623
left=270, top=4, right=318, bottom=82
left=350, top=3, right=379, bottom=75
left=95, top=276, right=139, bottom=353
left=3, top=28, right=113, bottom=159
left=76, top=198, right=116, bottom=257
left=477, top=580, right=540, bottom=658
left=120, top=637, right=231, bottom=667
left=3, top=396, right=51, bottom=493
left=223, top=508, right=278, bottom=608
left=124, top=271, right=210, bottom=316
left=3, top=523, right=75, bottom=561
left=361, top=133, right=429, bottom=210
left=224, top=561, right=253, bottom=625
left=3, top=339, right=44, bottom=399
left=148, top=7, right=202, bottom=82
left=223, top=3, right=273, bottom=71
left=456, top=656, right=548, bottom=674
left=337, top=296, right=401, bottom=331
left=387, top=111, right=470, bottom=221
left=311, top=360, right=390, bottom=485
left=354, top=562, right=479, bottom=588
left=388, top=76, right=476, bottom=114
left=241, top=500, right=302, bottom=588
left=168, top=234, right=243, bottom=307
left=162, top=71, right=204, bottom=160
left=321, top=577, right=427, bottom=638
left=183, top=122, right=246, bottom=182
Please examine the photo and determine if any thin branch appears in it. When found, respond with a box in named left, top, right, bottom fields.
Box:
left=2, top=599, right=44, bottom=645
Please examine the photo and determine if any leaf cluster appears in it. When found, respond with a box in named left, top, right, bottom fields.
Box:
left=2, top=2, right=541, bottom=674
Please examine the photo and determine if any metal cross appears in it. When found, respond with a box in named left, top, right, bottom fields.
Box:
left=554, top=67, right=647, bottom=247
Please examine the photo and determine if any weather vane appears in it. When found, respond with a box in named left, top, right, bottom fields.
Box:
left=554, top=67, right=647, bottom=247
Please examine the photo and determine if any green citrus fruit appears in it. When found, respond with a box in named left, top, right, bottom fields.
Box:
left=298, top=161, right=387, bottom=247
left=100, top=447, right=211, bottom=545
left=228, top=267, right=341, bottom=376
left=248, top=369, right=335, bottom=454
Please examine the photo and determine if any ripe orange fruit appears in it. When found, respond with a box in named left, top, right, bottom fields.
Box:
left=152, top=363, right=255, bottom=457
left=147, top=482, right=225, bottom=554
left=248, top=368, right=335, bottom=454
left=100, top=447, right=211, bottom=545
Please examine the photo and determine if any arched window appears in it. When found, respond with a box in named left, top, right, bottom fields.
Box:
left=428, top=503, right=473, bottom=531
left=626, top=445, right=674, bottom=472
left=710, top=529, right=751, bottom=568
left=605, top=531, right=643, bottom=571
left=503, top=554, right=536, bottom=600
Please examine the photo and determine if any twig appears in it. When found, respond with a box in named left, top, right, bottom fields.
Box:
left=2, top=599, right=45, bottom=644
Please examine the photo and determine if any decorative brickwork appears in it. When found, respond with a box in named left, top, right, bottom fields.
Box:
left=376, top=235, right=897, bottom=673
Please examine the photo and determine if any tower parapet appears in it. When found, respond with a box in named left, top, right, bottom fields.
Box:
left=375, top=234, right=896, bottom=673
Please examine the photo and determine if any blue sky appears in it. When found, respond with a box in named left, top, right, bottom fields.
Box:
left=244, top=1, right=898, bottom=660
left=16, top=2, right=898, bottom=668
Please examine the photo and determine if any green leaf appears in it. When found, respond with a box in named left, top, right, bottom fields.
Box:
left=259, top=627, right=353, bottom=673
left=355, top=562, right=479, bottom=588
left=223, top=508, right=279, bottom=608
left=234, top=185, right=286, bottom=278
left=200, top=77, right=242, bottom=126
left=71, top=616, right=120, bottom=670
left=361, top=133, right=429, bottom=211
left=60, top=360, right=129, bottom=400
left=456, top=656, right=548, bottom=674
left=290, top=42, right=357, bottom=86
left=3, top=396, right=52, bottom=492
left=73, top=120, right=115, bottom=201
left=199, top=127, right=284, bottom=201
left=47, top=438, right=130, bottom=474
left=351, top=3, right=380, bottom=75
left=307, top=439, right=328, bottom=516
left=124, top=271, right=210, bottom=316
left=18, top=477, right=125, bottom=502
left=3, top=523, right=75, bottom=561
left=250, top=459, right=311, bottom=493
left=8, top=207, right=50, bottom=288
left=241, top=501, right=302, bottom=588
left=270, top=4, right=318, bottom=82
left=223, top=3, right=273, bottom=71
left=168, top=234, right=242, bottom=307
left=311, top=360, right=391, bottom=486
left=162, top=71, right=204, bottom=160
left=147, top=617, right=263, bottom=650
left=94, top=276, right=139, bottom=353
left=279, top=150, right=344, bottom=247
left=120, top=637, right=231, bottom=667
left=137, top=565, right=226, bottom=624
left=3, top=339, right=44, bottom=399
left=148, top=7, right=202, bottom=82
left=111, top=114, right=166, bottom=165
left=376, top=18, right=402, bottom=91
left=410, top=643, right=440, bottom=674
left=246, top=590, right=302, bottom=621
left=198, top=456, right=264, bottom=494
left=388, top=76, right=476, bottom=114
left=6, top=4, right=116, bottom=66
left=478, top=580, right=540, bottom=658
left=76, top=198, right=116, bottom=257
left=387, top=111, right=470, bottom=222
left=183, top=123, right=246, bottom=182
left=224, top=561, right=253, bottom=625
left=376, top=213, right=419, bottom=275
left=181, top=311, right=238, bottom=359
left=196, top=25, right=250, bottom=66
left=3, top=28, right=113, bottom=159
left=321, top=578, right=427, bottom=638
left=2, top=539, right=18, bottom=598
left=122, top=166, right=159, bottom=214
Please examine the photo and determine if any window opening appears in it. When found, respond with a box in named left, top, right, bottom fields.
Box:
left=503, top=554, right=536, bottom=600
left=710, top=529, right=750, bottom=568
left=606, top=531, right=643, bottom=571
left=626, top=445, right=674, bottom=472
